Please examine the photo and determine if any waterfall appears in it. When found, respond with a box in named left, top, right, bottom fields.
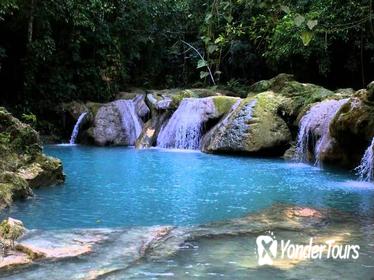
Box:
left=69, top=112, right=88, bottom=144
left=114, top=100, right=143, bottom=145
left=157, top=98, right=215, bottom=150
left=356, top=138, right=374, bottom=182
left=295, top=99, right=348, bottom=165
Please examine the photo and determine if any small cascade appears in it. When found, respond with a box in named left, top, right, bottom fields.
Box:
left=356, top=138, right=374, bottom=182
left=295, top=99, right=348, bottom=165
left=69, top=112, right=88, bottom=144
left=157, top=98, right=215, bottom=150
left=114, top=100, right=143, bottom=145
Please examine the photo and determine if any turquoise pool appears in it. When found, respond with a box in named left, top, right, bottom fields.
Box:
left=2, top=145, right=374, bottom=229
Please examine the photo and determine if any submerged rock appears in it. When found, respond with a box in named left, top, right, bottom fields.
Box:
left=202, top=92, right=291, bottom=155
left=0, top=108, right=64, bottom=209
left=1, top=204, right=365, bottom=278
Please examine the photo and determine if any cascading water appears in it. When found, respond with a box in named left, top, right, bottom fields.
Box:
left=69, top=112, right=88, bottom=144
left=157, top=98, right=215, bottom=150
left=114, top=100, right=143, bottom=145
left=356, top=138, right=374, bottom=182
left=295, top=99, right=348, bottom=165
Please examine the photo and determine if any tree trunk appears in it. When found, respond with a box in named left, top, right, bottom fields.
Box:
left=27, top=0, right=35, bottom=44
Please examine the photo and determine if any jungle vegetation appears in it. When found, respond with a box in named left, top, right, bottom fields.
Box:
left=0, top=0, right=373, bottom=117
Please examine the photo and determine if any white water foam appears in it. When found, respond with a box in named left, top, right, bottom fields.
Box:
left=295, top=99, right=348, bottom=165
left=356, top=138, right=374, bottom=182
left=69, top=112, right=88, bottom=144
left=157, top=98, right=215, bottom=150
left=114, top=100, right=143, bottom=145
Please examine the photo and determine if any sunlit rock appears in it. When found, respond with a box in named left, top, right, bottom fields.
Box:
left=0, top=108, right=64, bottom=208
left=202, top=92, right=291, bottom=155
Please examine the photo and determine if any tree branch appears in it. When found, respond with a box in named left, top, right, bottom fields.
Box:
left=181, top=40, right=216, bottom=85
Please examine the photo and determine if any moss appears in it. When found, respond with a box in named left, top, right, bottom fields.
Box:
left=0, top=107, right=64, bottom=209
left=0, top=173, right=31, bottom=209
left=0, top=183, right=14, bottom=208
left=212, top=96, right=238, bottom=115
left=254, top=91, right=287, bottom=113
left=0, top=218, right=26, bottom=248
left=247, top=75, right=341, bottom=123
left=169, top=88, right=222, bottom=109
left=249, top=73, right=295, bottom=93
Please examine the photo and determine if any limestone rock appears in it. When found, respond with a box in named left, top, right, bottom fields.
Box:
left=330, top=90, right=374, bottom=167
left=202, top=92, right=291, bottom=155
left=0, top=108, right=64, bottom=208
left=91, top=103, right=125, bottom=146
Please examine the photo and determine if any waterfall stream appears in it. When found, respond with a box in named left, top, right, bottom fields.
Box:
left=295, top=99, right=348, bottom=165
left=69, top=112, right=88, bottom=144
left=157, top=98, right=215, bottom=150
left=356, top=138, right=374, bottom=182
left=114, top=100, right=143, bottom=145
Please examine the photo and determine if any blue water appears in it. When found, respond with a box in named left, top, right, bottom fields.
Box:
left=3, top=145, right=374, bottom=229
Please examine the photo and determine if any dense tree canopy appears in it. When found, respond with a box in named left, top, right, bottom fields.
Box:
left=0, top=0, right=373, bottom=116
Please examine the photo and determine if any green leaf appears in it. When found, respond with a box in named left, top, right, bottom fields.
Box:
left=197, top=59, right=208, bottom=69
left=214, top=36, right=224, bottom=44
left=307, top=20, right=318, bottom=30
left=294, top=14, right=305, bottom=27
left=300, top=31, right=313, bottom=46
left=200, top=71, right=209, bottom=79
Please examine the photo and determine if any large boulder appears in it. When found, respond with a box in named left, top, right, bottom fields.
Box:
left=89, top=103, right=125, bottom=146
left=78, top=94, right=149, bottom=146
left=249, top=74, right=342, bottom=130
left=294, top=98, right=349, bottom=166
left=202, top=92, right=291, bottom=155
left=330, top=86, right=374, bottom=167
left=0, top=108, right=64, bottom=209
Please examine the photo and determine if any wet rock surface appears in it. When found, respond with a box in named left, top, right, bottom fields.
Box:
left=0, top=108, right=64, bottom=209
left=203, top=92, right=291, bottom=155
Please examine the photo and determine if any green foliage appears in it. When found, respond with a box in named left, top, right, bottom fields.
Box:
left=0, top=0, right=374, bottom=121
left=21, top=113, right=37, bottom=126
left=0, top=133, right=11, bottom=145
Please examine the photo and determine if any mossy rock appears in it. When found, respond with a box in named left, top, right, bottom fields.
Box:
left=169, top=89, right=221, bottom=109
left=0, top=107, right=65, bottom=209
left=0, top=217, right=26, bottom=248
left=249, top=73, right=295, bottom=93
left=212, top=96, right=239, bottom=116
left=202, top=91, right=291, bottom=155
left=0, top=172, right=32, bottom=209
left=329, top=91, right=374, bottom=166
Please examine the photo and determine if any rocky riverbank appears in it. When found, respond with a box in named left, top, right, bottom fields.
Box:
left=0, top=108, right=65, bottom=209
left=64, top=74, right=374, bottom=170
